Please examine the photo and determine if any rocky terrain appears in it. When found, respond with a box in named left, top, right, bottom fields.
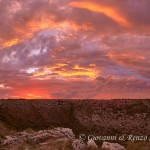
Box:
left=0, top=99, right=150, bottom=149
left=0, top=126, right=126, bottom=150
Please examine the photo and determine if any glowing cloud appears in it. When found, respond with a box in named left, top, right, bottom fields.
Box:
left=108, top=52, right=146, bottom=62
left=2, top=20, right=92, bottom=48
left=26, top=94, right=42, bottom=99
left=69, top=1, right=131, bottom=27
left=31, top=64, right=98, bottom=80
left=3, top=39, right=19, bottom=48
left=0, top=0, right=150, bottom=99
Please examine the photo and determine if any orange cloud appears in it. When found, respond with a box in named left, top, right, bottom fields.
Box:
left=33, top=71, right=49, bottom=77
left=108, top=52, right=145, bottom=61
left=53, top=64, right=98, bottom=80
left=3, top=38, right=19, bottom=48
left=59, top=68, right=97, bottom=79
left=69, top=1, right=131, bottom=27
left=3, top=19, right=56, bottom=48
left=31, top=64, right=98, bottom=80
left=26, top=94, right=42, bottom=99
left=107, top=52, right=146, bottom=68
left=2, top=19, right=92, bottom=48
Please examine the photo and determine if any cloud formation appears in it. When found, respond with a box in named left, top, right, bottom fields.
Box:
left=69, top=1, right=131, bottom=27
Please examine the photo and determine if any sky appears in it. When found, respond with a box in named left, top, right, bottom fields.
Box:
left=0, top=0, right=150, bottom=99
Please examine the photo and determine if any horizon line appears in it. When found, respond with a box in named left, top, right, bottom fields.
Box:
left=0, top=98, right=150, bottom=101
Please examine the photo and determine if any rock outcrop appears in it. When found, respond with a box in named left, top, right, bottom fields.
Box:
left=102, top=142, right=125, bottom=150
left=0, top=127, right=126, bottom=150
left=87, top=139, right=98, bottom=149
left=1, top=128, right=75, bottom=150
left=72, top=139, right=86, bottom=150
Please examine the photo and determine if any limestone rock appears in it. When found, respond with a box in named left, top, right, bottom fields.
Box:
left=72, top=139, right=85, bottom=150
left=102, top=142, right=125, bottom=150
left=1, top=127, right=75, bottom=148
left=87, top=139, right=98, bottom=149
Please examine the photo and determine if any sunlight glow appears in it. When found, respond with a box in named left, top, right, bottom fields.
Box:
left=69, top=1, right=131, bottom=27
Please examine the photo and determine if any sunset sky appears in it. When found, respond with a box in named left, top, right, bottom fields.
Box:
left=0, top=0, right=150, bottom=99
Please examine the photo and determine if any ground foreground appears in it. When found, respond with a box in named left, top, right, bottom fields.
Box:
left=0, top=99, right=150, bottom=149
